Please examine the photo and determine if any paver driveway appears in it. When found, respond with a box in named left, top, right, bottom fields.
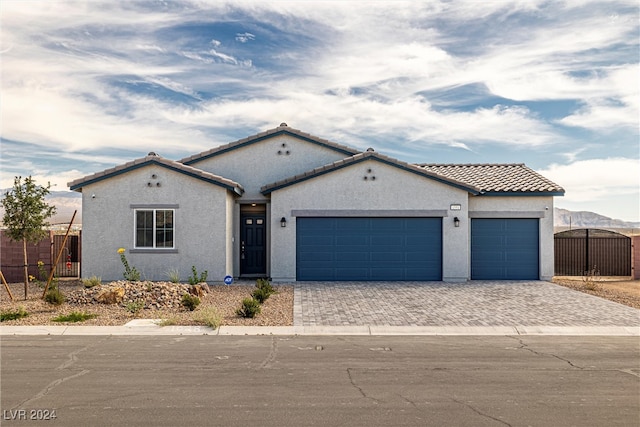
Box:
left=293, top=281, right=640, bottom=327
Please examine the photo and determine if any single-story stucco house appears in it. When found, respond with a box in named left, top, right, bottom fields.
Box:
left=68, top=123, right=564, bottom=283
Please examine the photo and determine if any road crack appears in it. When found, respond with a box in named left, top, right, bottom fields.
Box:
left=13, top=369, right=90, bottom=410
left=452, top=398, right=512, bottom=427
left=507, top=336, right=584, bottom=369
left=346, top=368, right=380, bottom=404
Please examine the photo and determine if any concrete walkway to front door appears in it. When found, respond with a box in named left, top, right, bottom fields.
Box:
left=293, top=281, right=640, bottom=330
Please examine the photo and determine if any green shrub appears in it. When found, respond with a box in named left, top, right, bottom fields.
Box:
left=236, top=297, right=261, bottom=318
left=256, top=278, right=274, bottom=293
left=52, top=312, right=97, bottom=323
left=45, top=288, right=65, bottom=305
left=252, top=278, right=275, bottom=303
left=251, top=287, right=270, bottom=304
left=82, top=275, right=102, bottom=288
left=0, top=306, right=28, bottom=322
left=188, top=266, right=208, bottom=285
left=193, top=306, right=222, bottom=329
left=181, top=293, right=201, bottom=311
left=125, top=299, right=145, bottom=314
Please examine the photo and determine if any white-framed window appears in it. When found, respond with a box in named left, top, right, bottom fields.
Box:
left=134, top=209, right=174, bottom=249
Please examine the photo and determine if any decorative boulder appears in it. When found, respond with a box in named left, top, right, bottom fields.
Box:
left=188, top=285, right=206, bottom=298
left=96, top=287, right=125, bottom=304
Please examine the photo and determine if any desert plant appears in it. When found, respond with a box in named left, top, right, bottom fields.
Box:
left=252, top=287, right=271, bottom=304
left=52, top=311, right=97, bottom=323
left=236, top=297, right=261, bottom=318
left=125, top=299, right=145, bottom=314
left=252, top=278, right=275, bottom=303
left=256, top=278, right=275, bottom=293
left=82, top=275, right=102, bottom=288
left=0, top=306, right=29, bottom=322
left=117, top=248, right=140, bottom=282
left=582, top=266, right=601, bottom=291
left=188, top=266, right=208, bottom=285
left=166, top=268, right=180, bottom=284
left=193, top=306, right=222, bottom=329
left=158, top=316, right=179, bottom=327
left=44, top=287, right=65, bottom=305
left=181, top=293, right=201, bottom=311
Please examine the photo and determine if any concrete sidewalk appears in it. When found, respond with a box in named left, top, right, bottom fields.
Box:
left=2, top=321, right=638, bottom=336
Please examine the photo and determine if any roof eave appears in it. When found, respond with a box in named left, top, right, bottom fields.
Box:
left=478, top=191, right=565, bottom=197
left=68, top=158, right=244, bottom=195
left=183, top=128, right=359, bottom=166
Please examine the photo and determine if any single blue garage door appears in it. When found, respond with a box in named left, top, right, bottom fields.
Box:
left=296, top=217, right=442, bottom=281
left=471, top=218, right=539, bottom=280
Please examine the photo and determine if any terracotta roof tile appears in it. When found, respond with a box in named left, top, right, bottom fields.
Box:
left=417, top=164, right=564, bottom=194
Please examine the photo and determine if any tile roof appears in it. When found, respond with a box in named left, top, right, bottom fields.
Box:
left=180, top=123, right=360, bottom=165
left=68, top=153, right=244, bottom=195
left=417, top=163, right=564, bottom=194
left=261, top=150, right=481, bottom=195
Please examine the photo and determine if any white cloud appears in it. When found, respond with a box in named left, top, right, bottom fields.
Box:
left=539, top=158, right=640, bottom=202
left=235, top=32, right=255, bottom=43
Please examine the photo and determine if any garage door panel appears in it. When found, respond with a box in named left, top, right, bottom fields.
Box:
left=297, top=217, right=442, bottom=281
left=471, top=218, right=539, bottom=280
left=336, top=236, right=370, bottom=246
left=337, top=252, right=369, bottom=262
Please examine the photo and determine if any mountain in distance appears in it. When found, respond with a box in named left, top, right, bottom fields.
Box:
left=554, top=208, right=640, bottom=229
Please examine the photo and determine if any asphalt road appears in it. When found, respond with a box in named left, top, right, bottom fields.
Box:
left=1, top=335, right=638, bottom=426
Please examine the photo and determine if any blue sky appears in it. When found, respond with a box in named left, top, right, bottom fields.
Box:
left=1, top=1, right=638, bottom=221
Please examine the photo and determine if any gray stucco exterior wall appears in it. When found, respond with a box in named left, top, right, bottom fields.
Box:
left=80, top=164, right=235, bottom=282
left=268, top=159, right=470, bottom=281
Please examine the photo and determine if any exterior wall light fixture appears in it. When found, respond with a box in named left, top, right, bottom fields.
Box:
left=280, top=217, right=287, bottom=227
left=454, top=217, right=460, bottom=227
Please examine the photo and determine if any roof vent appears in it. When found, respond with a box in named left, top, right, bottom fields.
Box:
left=148, top=151, right=158, bottom=156
left=279, top=122, right=288, bottom=127
left=366, top=147, right=375, bottom=152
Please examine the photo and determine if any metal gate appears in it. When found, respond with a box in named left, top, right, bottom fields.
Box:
left=554, top=229, right=631, bottom=276
left=53, top=234, right=80, bottom=277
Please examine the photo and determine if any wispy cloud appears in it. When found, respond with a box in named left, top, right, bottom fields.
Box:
left=0, top=0, right=638, bottom=219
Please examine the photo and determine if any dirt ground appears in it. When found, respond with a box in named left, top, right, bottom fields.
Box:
left=552, top=276, right=640, bottom=309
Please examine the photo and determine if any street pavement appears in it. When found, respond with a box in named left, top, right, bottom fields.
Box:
left=1, top=335, right=638, bottom=427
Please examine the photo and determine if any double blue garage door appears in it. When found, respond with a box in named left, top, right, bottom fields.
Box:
left=296, top=217, right=442, bottom=281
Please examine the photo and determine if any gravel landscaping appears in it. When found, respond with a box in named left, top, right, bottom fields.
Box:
left=0, top=280, right=293, bottom=327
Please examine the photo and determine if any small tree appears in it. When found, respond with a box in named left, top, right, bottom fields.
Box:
left=1, top=176, right=56, bottom=299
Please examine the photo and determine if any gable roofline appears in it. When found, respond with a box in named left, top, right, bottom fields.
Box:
left=68, top=153, right=244, bottom=195
left=417, top=163, right=565, bottom=195
left=180, top=123, right=360, bottom=165
left=261, top=150, right=481, bottom=195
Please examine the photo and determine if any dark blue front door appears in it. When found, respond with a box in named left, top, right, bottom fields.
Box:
left=296, top=217, right=442, bottom=281
left=240, top=214, right=266, bottom=276
left=471, top=218, right=539, bottom=280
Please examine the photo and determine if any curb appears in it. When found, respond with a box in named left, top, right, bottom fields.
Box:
left=1, top=322, right=638, bottom=336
